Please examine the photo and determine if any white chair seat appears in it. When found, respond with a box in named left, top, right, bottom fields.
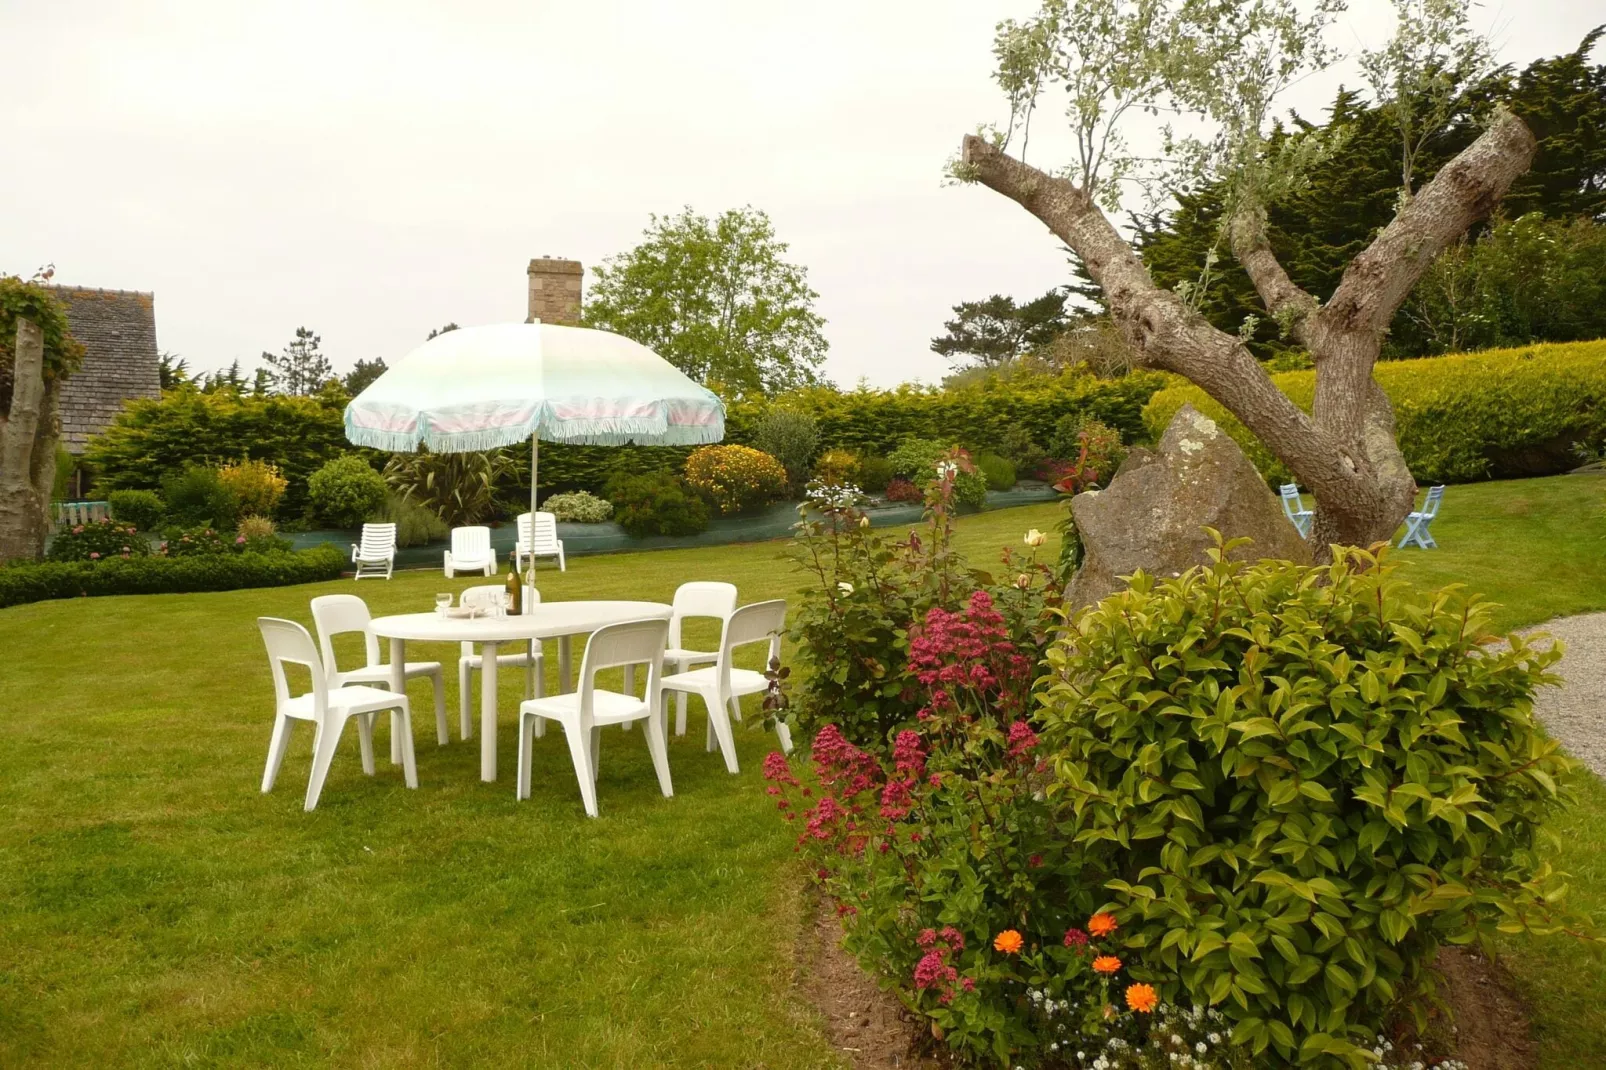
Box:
left=336, top=660, right=444, bottom=688
left=664, top=646, right=717, bottom=664
left=660, top=665, right=767, bottom=695
left=522, top=689, right=649, bottom=727
left=281, top=684, right=422, bottom=721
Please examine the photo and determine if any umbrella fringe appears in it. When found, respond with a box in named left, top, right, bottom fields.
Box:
left=345, top=415, right=725, bottom=453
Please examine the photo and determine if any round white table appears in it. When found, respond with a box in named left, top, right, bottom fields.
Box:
left=370, top=600, right=672, bottom=782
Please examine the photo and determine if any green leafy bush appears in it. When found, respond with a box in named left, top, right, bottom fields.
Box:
left=996, top=425, right=1049, bottom=478
left=888, top=439, right=988, bottom=509
left=107, top=490, right=164, bottom=531
left=540, top=490, right=613, bottom=524
left=751, top=408, right=820, bottom=486
left=1143, top=340, right=1606, bottom=485
left=858, top=455, right=894, bottom=492
left=1037, top=541, right=1577, bottom=1065
left=383, top=448, right=515, bottom=526
left=1047, top=414, right=1127, bottom=478
left=163, top=527, right=236, bottom=557
left=683, top=444, right=789, bottom=515
left=0, top=545, right=347, bottom=609
left=45, top=518, right=151, bottom=562
left=603, top=471, right=710, bottom=538
left=376, top=492, right=448, bottom=548
left=975, top=452, right=1017, bottom=491
left=160, top=467, right=239, bottom=531
left=308, top=455, right=389, bottom=528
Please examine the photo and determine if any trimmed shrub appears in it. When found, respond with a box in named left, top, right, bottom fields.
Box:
left=996, top=425, right=1049, bottom=478
left=1037, top=543, right=1575, bottom=1064
left=376, top=492, right=448, bottom=548
left=308, top=455, right=389, bottom=528
left=888, top=440, right=987, bottom=509
left=161, top=467, right=239, bottom=531
left=235, top=516, right=292, bottom=555
left=683, top=445, right=789, bottom=515
left=604, top=471, right=710, bottom=538
left=812, top=447, right=860, bottom=485
left=975, top=452, right=1016, bottom=491
left=45, top=518, right=151, bottom=562
left=216, top=458, right=287, bottom=517
left=163, top=527, right=235, bottom=557
left=541, top=490, right=613, bottom=524
left=107, top=489, right=164, bottom=531
left=883, top=477, right=921, bottom=503
left=1142, top=340, right=1606, bottom=485
left=858, top=455, right=895, bottom=493
left=751, top=408, right=820, bottom=486
left=0, top=545, right=348, bottom=609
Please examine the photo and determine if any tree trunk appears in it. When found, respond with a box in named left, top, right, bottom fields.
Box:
left=0, top=317, right=52, bottom=561
left=960, top=109, right=1536, bottom=556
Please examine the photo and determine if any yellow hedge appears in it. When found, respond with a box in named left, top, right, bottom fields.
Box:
left=1142, top=340, right=1606, bottom=484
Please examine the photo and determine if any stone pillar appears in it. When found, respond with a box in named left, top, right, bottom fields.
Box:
left=526, top=257, right=583, bottom=325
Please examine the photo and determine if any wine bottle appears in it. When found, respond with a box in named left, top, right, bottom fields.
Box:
left=504, top=563, right=521, bottom=616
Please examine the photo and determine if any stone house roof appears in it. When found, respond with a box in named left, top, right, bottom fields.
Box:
left=51, top=286, right=161, bottom=453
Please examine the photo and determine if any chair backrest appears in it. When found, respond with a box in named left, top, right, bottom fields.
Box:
left=1421, top=485, right=1445, bottom=517
left=532, top=512, right=560, bottom=550
left=452, top=526, right=491, bottom=556
left=309, top=594, right=379, bottom=678
left=258, top=617, right=329, bottom=716
left=669, top=581, right=738, bottom=647
left=358, top=523, right=396, bottom=557
left=715, top=600, right=787, bottom=688
left=576, top=617, right=670, bottom=726
left=1278, top=484, right=1305, bottom=515
left=460, top=584, right=504, bottom=609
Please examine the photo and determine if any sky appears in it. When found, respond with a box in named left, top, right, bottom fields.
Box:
left=3, top=0, right=1601, bottom=389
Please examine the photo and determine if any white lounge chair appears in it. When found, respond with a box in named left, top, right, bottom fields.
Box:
left=516, top=617, right=672, bottom=817
left=659, top=599, right=790, bottom=774
left=257, top=616, right=417, bottom=811
left=664, top=581, right=738, bottom=736
left=516, top=511, right=566, bottom=572
left=444, top=526, right=496, bottom=577
left=310, top=594, right=449, bottom=746
left=351, top=522, right=397, bottom=580
left=1278, top=484, right=1313, bottom=539
left=457, top=584, right=544, bottom=741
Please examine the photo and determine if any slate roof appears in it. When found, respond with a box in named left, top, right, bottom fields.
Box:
left=51, top=287, right=161, bottom=452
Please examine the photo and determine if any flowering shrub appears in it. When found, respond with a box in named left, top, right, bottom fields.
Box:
left=46, top=518, right=151, bottom=562
left=216, top=458, right=288, bottom=517
left=888, top=438, right=988, bottom=508
left=684, top=444, right=789, bottom=514
left=1046, top=415, right=1126, bottom=482
left=164, top=527, right=236, bottom=557
left=541, top=490, right=613, bottom=524
left=812, top=447, right=860, bottom=485
left=882, top=476, right=921, bottom=503
left=1038, top=539, right=1581, bottom=1065
left=604, top=471, right=710, bottom=537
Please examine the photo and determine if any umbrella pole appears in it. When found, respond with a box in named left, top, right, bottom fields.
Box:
left=529, top=432, right=539, bottom=569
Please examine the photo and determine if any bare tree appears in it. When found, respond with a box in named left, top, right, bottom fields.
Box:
left=956, top=0, right=1532, bottom=551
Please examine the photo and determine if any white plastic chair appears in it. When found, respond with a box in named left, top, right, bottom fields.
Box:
left=664, top=581, right=738, bottom=736
left=457, top=584, right=544, bottom=741
left=351, top=522, right=397, bottom=580
left=659, top=599, right=790, bottom=774
left=310, top=594, right=449, bottom=745
left=444, top=526, right=496, bottom=577
left=516, top=617, right=672, bottom=817
left=1278, top=484, right=1313, bottom=539
left=257, top=617, right=417, bottom=811
left=516, top=512, right=567, bottom=572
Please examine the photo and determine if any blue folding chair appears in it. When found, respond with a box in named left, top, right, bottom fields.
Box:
left=1397, top=485, right=1445, bottom=549
left=1279, top=484, right=1313, bottom=538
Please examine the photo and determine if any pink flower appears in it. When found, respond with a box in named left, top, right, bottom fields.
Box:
left=1007, top=720, right=1039, bottom=759
left=891, top=730, right=927, bottom=776
left=89, top=552, right=100, bottom=560
left=762, top=751, right=800, bottom=787
left=961, top=977, right=976, bottom=992
left=1029, top=854, right=1043, bottom=868
left=1064, top=927, right=1089, bottom=949
left=236, top=535, right=246, bottom=544
left=913, top=948, right=957, bottom=992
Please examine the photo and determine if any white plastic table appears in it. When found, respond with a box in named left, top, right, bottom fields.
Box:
left=370, top=600, right=672, bottom=782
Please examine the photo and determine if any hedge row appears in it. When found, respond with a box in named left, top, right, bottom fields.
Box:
left=0, top=545, right=347, bottom=609
left=1142, top=340, right=1606, bottom=485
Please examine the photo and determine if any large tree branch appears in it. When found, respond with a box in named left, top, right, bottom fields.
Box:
left=0, top=318, right=49, bottom=561
left=1319, top=107, right=1536, bottom=340
left=1229, top=204, right=1319, bottom=345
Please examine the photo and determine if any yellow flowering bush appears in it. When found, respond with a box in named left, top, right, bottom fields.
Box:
left=683, top=445, right=789, bottom=514
left=216, top=458, right=288, bottom=517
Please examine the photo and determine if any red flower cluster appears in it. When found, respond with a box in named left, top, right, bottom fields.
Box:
left=913, top=926, right=967, bottom=1003
left=1007, top=720, right=1039, bottom=759
left=907, top=591, right=1033, bottom=720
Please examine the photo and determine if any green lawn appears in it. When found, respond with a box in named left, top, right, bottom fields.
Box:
left=1, top=480, right=1603, bottom=1067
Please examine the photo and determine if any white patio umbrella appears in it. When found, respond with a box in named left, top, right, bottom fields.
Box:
left=343, top=322, right=725, bottom=534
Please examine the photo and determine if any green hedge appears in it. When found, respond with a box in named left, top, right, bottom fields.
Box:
left=1142, top=340, right=1606, bottom=485
left=0, top=545, right=347, bottom=609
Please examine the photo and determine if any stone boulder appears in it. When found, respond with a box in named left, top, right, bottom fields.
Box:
left=1065, top=403, right=1312, bottom=610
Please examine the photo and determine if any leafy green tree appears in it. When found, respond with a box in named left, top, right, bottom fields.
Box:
left=342, top=357, right=388, bottom=396
left=158, top=352, right=190, bottom=390
left=584, top=207, right=827, bottom=394
left=261, top=326, right=332, bottom=397
left=929, top=289, right=1069, bottom=368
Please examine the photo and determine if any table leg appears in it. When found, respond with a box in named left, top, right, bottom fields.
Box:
left=481, top=640, right=499, bottom=782
left=389, top=637, right=406, bottom=765
left=558, top=635, right=572, bottom=693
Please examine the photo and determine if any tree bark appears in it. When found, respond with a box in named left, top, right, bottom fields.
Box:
left=0, top=318, right=51, bottom=561
left=961, top=108, right=1535, bottom=554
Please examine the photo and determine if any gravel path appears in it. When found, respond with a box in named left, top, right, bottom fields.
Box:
left=1521, top=613, right=1606, bottom=778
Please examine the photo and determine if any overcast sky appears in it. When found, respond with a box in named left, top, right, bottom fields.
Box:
left=4, top=0, right=1601, bottom=388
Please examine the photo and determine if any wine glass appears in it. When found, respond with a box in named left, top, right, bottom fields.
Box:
left=435, top=593, right=452, bottom=616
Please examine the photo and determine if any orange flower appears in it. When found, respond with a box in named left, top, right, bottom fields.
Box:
left=1092, top=955, right=1122, bottom=975
left=1125, top=983, right=1158, bottom=1013
left=1088, top=912, right=1118, bottom=937
left=993, top=929, right=1024, bottom=954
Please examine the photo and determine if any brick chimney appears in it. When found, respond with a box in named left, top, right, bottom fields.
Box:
left=526, top=256, right=583, bottom=325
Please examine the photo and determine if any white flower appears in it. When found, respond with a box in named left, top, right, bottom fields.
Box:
left=936, top=461, right=957, bottom=479
left=1196, top=1042, right=1207, bottom=1055
left=858, top=515, right=870, bottom=528
left=1024, top=528, right=1046, bottom=547
left=1207, top=1033, right=1221, bottom=1045
left=837, top=581, right=854, bottom=596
